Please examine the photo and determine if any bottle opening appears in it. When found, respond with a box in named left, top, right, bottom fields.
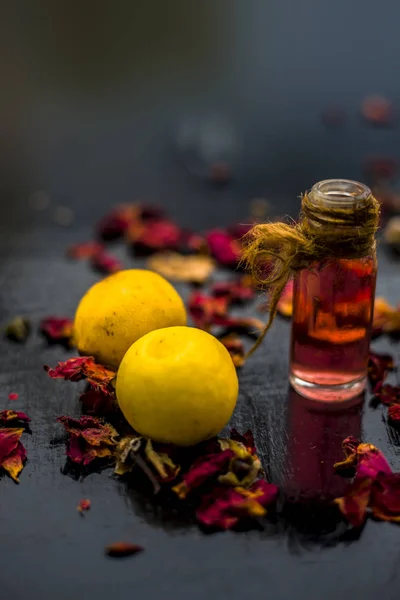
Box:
left=310, top=179, right=371, bottom=208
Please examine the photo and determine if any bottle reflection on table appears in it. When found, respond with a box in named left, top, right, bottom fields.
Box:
left=283, top=387, right=363, bottom=503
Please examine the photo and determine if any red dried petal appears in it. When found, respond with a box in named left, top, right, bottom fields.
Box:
left=0, top=428, right=22, bottom=462
left=219, top=334, right=246, bottom=368
left=188, top=292, right=230, bottom=331
left=388, top=404, right=400, bottom=425
left=334, top=437, right=392, bottom=480
left=196, top=480, right=278, bottom=530
left=67, top=241, right=104, bottom=260
left=129, top=219, right=182, bottom=253
left=361, top=96, right=393, bottom=126
left=0, top=410, right=30, bottom=425
left=211, top=277, right=255, bottom=303
left=77, top=498, right=91, bottom=513
left=45, top=357, right=115, bottom=393
left=79, top=388, right=116, bottom=414
left=368, top=351, right=394, bottom=391
left=97, top=204, right=141, bottom=240
left=1, top=441, right=27, bottom=483
left=57, top=415, right=118, bottom=466
left=365, top=157, right=397, bottom=181
left=374, top=383, right=400, bottom=406
left=40, top=317, right=74, bottom=344
left=230, top=429, right=256, bottom=454
left=8, top=393, right=18, bottom=401
left=91, top=251, right=122, bottom=274
left=45, top=356, right=94, bottom=382
left=0, top=428, right=26, bottom=483
left=334, top=477, right=372, bottom=527
left=370, top=473, right=400, bottom=522
left=172, top=449, right=234, bottom=499
left=277, top=280, right=293, bottom=318
left=105, top=542, right=144, bottom=557
left=206, top=230, right=241, bottom=267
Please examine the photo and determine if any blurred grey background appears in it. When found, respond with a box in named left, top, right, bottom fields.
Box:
left=1, top=0, right=399, bottom=228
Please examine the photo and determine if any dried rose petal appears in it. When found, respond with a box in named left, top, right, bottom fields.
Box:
left=147, top=252, right=215, bottom=284
left=8, top=393, right=18, bottom=401
left=129, top=219, right=182, bottom=253
left=218, top=438, right=262, bottom=488
left=45, top=356, right=94, bottom=382
left=229, top=429, right=256, bottom=455
left=45, top=357, right=115, bottom=393
left=5, top=316, right=31, bottom=343
left=361, top=96, right=393, bottom=126
left=388, top=404, right=400, bottom=425
left=188, top=292, right=230, bottom=331
left=372, top=297, right=400, bottom=336
left=277, top=280, right=293, bottom=318
left=374, top=383, right=400, bottom=406
left=91, top=251, right=122, bottom=274
left=368, top=351, right=394, bottom=392
left=365, top=157, right=397, bottom=181
left=370, top=473, right=400, bottom=522
left=206, top=230, right=241, bottom=267
left=144, top=439, right=180, bottom=482
left=57, top=415, right=118, bottom=466
left=211, top=277, right=255, bottom=303
left=77, top=498, right=91, bottom=513
left=105, top=542, right=144, bottom=557
left=67, top=241, right=104, bottom=260
left=0, top=410, right=30, bottom=426
left=219, top=334, right=246, bottom=368
left=97, top=204, right=142, bottom=240
left=0, top=428, right=26, bottom=483
left=334, top=477, right=372, bottom=527
left=172, top=449, right=234, bottom=499
left=40, top=317, right=74, bottom=344
left=79, top=388, right=116, bottom=414
left=334, top=437, right=392, bottom=480
left=196, top=479, right=278, bottom=530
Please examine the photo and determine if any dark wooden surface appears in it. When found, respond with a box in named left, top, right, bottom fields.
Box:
left=1, top=2, right=400, bottom=598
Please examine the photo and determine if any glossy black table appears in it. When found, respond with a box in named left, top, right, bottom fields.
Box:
left=1, top=194, right=399, bottom=600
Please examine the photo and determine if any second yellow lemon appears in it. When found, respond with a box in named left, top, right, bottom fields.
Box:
left=116, top=326, right=239, bottom=446
left=74, top=269, right=186, bottom=368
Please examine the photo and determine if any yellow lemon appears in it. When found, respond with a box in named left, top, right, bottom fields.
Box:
left=116, top=326, right=239, bottom=446
left=74, top=269, right=186, bottom=368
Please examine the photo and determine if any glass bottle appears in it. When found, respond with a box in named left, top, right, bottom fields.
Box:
left=289, top=179, right=377, bottom=403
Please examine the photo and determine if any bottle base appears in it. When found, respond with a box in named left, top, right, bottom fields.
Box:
left=289, top=372, right=366, bottom=406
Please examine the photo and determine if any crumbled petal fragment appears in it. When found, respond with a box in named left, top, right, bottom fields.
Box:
left=79, top=388, right=116, bottom=414
left=211, top=277, right=255, bottom=303
left=368, top=351, right=394, bottom=392
left=0, top=410, right=30, bottom=426
left=206, top=230, right=242, bottom=267
left=172, top=449, right=234, bottom=499
left=144, top=439, right=180, bottom=482
left=91, top=251, right=122, bottom=274
left=0, top=428, right=26, bottom=483
left=388, top=404, right=400, bottom=425
left=334, top=437, right=392, bottom=479
left=40, top=317, right=74, bottom=344
left=370, top=473, right=400, bottom=523
left=77, top=498, right=91, bottom=514
left=374, top=383, right=400, bottom=406
left=57, top=415, right=118, bottom=466
left=8, top=393, right=18, bottom=401
left=276, top=280, right=294, bottom=318
left=45, top=357, right=115, bottom=393
left=196, top=480, right=279, bottom=530
left=334, top=477, right=372, bottom=528
left=219, top=334, right=246, bottom=368
left=67, top=241, right=104, bottom=260
left=105, top=542, right=144, bottom=557
left=5, top=317, right=31, bottom=343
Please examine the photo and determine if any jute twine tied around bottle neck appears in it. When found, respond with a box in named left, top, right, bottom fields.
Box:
left=241, top=191, right=381, bottom=357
